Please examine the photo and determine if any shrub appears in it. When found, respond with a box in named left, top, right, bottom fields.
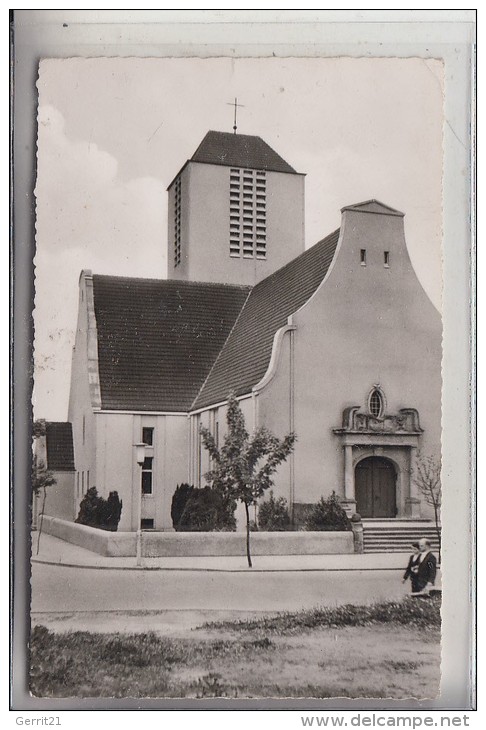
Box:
left=172, top=484, right=236, bottom=532
left=304, top=492, right=351, bottom=532
left=104, top=491, right=123, bottom=530
left=171, top=483, right=194, bottom=528
left=75, top=487, right=123, bottom=531
left=258, top=491, right=290, bottom=531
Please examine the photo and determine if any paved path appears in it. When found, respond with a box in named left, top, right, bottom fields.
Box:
left=30, top=534, right=440, bottom=634
left=32, top=533, right=412, bottom=571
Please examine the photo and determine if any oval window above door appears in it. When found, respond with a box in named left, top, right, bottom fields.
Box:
left=368, top=388, right=385, bottom=418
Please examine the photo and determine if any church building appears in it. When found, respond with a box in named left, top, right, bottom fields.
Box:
left=66, top=130, right=442, bottom=533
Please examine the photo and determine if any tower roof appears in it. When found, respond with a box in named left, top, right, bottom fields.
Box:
left=190, top=130, right=299, bottom=174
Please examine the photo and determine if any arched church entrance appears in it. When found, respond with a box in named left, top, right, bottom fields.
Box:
left=355, top=456, right=397, bottom=518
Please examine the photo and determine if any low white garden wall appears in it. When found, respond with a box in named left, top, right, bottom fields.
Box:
left=41, top=516, right=354, bottom=557
left=41, top=516, right=136, bottom=557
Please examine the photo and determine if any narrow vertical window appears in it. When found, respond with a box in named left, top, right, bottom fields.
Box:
left=360, top=249, right=366, bottom=266
left=195, top=414, right=202, bottom=487
left=82, top=414, right=86, bottom=445
left=384, top=251, right=390, bottom=267
left=141, top=457, right=153, bottom=495
left=142, top=427, right=154, bottom=446
left=229, top=169, right=241, bottom=257
left=174, top=177, right=182, bottom=267
left=198, top=429, right=202, bottom=487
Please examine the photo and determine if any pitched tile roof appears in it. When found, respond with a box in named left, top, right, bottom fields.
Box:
left=45, top=422, right=75, bottom=471
left=92, top=276, right=251, bottom=412
left=192, top=228, right=340, bottom=410
left=190, top=131, right=298, bottom=174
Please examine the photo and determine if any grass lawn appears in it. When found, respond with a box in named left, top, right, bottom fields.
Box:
left=30, top=597, right=440, bottom=699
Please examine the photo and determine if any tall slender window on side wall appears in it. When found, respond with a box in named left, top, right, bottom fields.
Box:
left=174, top=176, right=182, bottom=267
left=142, top=427, right=154, bottom=446
left=141, top=457, right=153, bottom=495
left=199, top=418, right=203, bottom=487
left=195, top=414, right=202, bottom=487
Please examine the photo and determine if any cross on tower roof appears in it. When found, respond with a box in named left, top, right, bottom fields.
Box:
left=226, top=97, right=245, bottom=134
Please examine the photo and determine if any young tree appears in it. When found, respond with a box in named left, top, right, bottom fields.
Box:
left=200, top=394, right=296, bottom=567
left=32, top=453, right=57, bottom=556
left=414, top=453, right=442, bottom=563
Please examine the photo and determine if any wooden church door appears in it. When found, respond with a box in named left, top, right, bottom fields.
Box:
left=355, top=457, right=397, bottom=518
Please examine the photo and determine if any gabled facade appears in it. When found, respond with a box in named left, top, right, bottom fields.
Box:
left=66, top=132, right=442, bottom=532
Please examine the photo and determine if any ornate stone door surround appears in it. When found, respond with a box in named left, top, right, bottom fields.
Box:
left=333, top=406, right=423, bottom=518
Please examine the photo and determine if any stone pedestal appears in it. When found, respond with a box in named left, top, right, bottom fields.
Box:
left=350, top=516, right=364, bottom=553
left=340, top=497, right=357, bottom=517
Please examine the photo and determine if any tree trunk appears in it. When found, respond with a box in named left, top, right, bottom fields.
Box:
left=244, top=501, right=252, bottom=568
left=36, top=486, right=48, bottom=556
left=433, top=504, right=441, bottom=565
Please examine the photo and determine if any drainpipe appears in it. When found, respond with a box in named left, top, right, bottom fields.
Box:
left=289, top=323, right=295, bottom=523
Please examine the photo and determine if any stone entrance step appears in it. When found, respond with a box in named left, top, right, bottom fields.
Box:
left=362, top=521, right=440, bottom=554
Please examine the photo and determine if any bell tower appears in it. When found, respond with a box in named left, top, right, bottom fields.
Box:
left=167, top=130, right=305, bottom=286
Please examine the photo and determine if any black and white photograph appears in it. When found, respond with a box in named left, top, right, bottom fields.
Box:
left=11, top=10, right=475, bottom=712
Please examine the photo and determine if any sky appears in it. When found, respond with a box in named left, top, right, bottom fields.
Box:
left=34, top=56, right=444, bottom=421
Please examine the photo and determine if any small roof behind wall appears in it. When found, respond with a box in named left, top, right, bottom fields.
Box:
left=45, top=422, right=75, bottom=472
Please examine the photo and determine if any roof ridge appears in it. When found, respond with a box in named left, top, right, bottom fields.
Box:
left=190, top=287, right=253, bottom=412
left=341, top=199, right=404, bottom=216
left=92, top=273, right=251, bottom=291
left=203, top=129, right=264, bottom=140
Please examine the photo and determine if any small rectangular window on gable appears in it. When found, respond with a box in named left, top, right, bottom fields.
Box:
left=141, top=518, right=154, bottom=529
left=360, top=249, right=366, bottom=266
left=384, top=251, right=390, bottom=267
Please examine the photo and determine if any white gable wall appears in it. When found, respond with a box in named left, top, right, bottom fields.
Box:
left=67, top=272, right=98, bottom=517
left=256, top=206, right=442, bottom=519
